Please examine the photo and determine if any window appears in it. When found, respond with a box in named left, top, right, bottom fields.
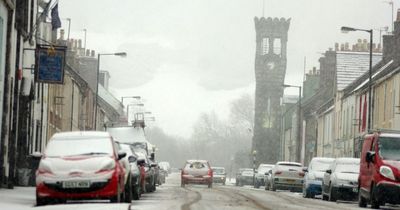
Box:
left=261, top=37, right=269, bottom=55
left=273, top=38, right=281, bottom=55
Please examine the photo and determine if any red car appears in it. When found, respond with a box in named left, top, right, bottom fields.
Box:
left=358, top=130, right=400, bottom=209
left=181, top=160, right=213, bottom=188
left=35, top=131, right=127, bottom=206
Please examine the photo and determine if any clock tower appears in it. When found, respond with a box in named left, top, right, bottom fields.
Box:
left=252, top=17, right=290, bottom=163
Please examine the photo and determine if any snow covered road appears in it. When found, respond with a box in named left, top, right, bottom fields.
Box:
left=1, top=173, right=400, bottom=210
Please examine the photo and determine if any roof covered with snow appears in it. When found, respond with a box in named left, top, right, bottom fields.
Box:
left=336, top=51, right=382, bottom=91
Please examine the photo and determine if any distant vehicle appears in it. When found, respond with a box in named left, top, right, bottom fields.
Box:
left=136, top=152, right=157, bottom=193
left=264, top=167, right=275, bottom=190
left=270, top=162, right=304, bottom=192
left=322, top=158, right=360, bottom=202
left=211, top=167, right=226, bottom=185
left=254, top=164, right=274, bottom=188
left=114, top=142, right=135, bottom=202
left=159, top=161, right=171, bottom=175
left=119, top=143, right=143, bottom=200
left=237, top=168, right=254, bottom=186
left=35, top=131, right=127, bottom=206
left=181, top=160, right=213, bottom=188
left=158, top=166, right=167, bottom=184
left=358, top=131, right=400, bottom=209
left=303, top=157, right=335, bottom=198
left=235, top=168, right=248, bottom=186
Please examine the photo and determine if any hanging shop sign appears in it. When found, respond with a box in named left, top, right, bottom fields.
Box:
left=35, top=45, right=67, bottom=84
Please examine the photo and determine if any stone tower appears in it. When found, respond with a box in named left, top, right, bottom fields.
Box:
left=252, top=17, right=290, bottom=163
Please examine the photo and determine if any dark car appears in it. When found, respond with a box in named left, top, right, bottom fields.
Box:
left=137, top=152, right=157, bottom=193
left=211, top=167, right=226, bottom=185
left=119, top=143, right=143, bottom=200
left=237, top=168, right=254, bottom=186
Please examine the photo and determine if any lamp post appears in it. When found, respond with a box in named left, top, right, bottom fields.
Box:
left=94, top=52, right=127, bottom=130
left=341, top=26, right=373, bottom=131
left=283, top=84, right=302, bottom=163
left=252, top=150, right=257, bottom=187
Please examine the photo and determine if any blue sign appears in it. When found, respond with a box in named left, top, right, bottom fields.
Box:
left=36, top=46, right=66, bottom=84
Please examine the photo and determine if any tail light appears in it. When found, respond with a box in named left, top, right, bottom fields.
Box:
left=208, top=169, right=213, bottom=177
left=181, top=170, right=188, bottom=175
left=275, top=170, right=282, bottom=175
left=298, top=171, right=305, bottom=177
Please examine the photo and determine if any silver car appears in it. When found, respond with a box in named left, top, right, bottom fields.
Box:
left=270, top=162, right=304, bottom=192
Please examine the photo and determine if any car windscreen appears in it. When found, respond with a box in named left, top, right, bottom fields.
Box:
left=310, top=160, right=332, bottom=172
left=277, top=163, right=302, bottom=171
left=45, top=137, right=114, bottom=157
left=335, top=163, right=359, bottom=174
left=212, top=168, right=225, bottom=174
left=379, top=137, right=400, bottom=161
left=241, top=170, right=254, bottom=176
left=258, top=166, right=272, bottom=173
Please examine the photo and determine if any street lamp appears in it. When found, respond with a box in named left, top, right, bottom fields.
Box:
left=252, top=150, right=257, bottom=187
left=283, top=84, right=302, bottom=163
left=94, top=52, right=127, bottom=130
left=341, top=26, right=373, bottom=131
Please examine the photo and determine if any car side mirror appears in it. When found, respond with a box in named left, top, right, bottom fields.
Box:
left=326, top=169, right=332, bottom=174
left=150, top=163, right=157, bottom=167
left=30, top=152, right=43, bottom=159
left=366, top=151, right=375, bottom=163
left=268, top=169, right=272, bottom=174
left=117, top=151, right=126, bottom=160
left=128, top=156, right=137, bottom=163
left=302, top=167, right=308, bottom=172
left=264, top=172, right=269, bottom=175
left=137, top=159, right=145, bottom=166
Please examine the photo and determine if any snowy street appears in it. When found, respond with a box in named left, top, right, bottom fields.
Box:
left=2, top=172, right=400, bottom=210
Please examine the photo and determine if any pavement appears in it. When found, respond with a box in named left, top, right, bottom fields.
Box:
left=1, top=173, right=400, bottom=210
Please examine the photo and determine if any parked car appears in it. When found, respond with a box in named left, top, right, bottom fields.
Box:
left=159, top=161, right=171, bottom=175
left=235, top=168, right=247, bottom=186
left=35, top=131, right=127, bottom=206
left=264, top=166, right=275, bottom=190
left=358, top=131, right=400, bottom=209
left=254, top=164, right=274, bottom=188
left=158, top=166, right=167, bottom=184
left=237, top=168, right=254, bottom=186
left=114, top=142, right=135, bottom=202
left=211, top=167, right=226, bottom=185
left=119, top=143, right=143, bottom=200
left=303, top=157, right=335, bottom=198
left=270, top=162, right=304, bottom=192
left=181, top=160, right=213, bottom=188
left=136, top=152, right=157, bottom=193
left=322, top=157, right=360, bottom=202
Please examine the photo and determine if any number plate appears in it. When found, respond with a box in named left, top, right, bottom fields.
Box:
left=352, top=187, right=358, bottom=193
left=286, top=179, right=295, bottom=183
left=62, top=181, right=90, bottom=188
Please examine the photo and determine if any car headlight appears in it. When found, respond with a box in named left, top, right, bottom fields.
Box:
left=380, top=166, right=396, bottom=181
left=37, top=161, right=53, bottom=175
left=97, top=159, right=116, bottom=173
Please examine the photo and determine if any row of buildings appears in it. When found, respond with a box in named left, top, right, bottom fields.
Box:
left=0, top=1, right=127, bottom=188
left=281, top=11, right=400, bottom=165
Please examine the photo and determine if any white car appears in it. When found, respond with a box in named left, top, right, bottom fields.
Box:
left=322, top=158, right=360, bottom=201
left=303, top=157, right=334, bottom=198
left=270, top=162, right=304, bottom=192
left=254, top=164, right=274, bottom=188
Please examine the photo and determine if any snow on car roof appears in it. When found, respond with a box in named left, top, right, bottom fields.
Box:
left=311, top=157, right=335, bottom=163
left=51, top=131, right=111, bottom=140
left=336, top=157, right=360, bottom=164
left=106, top=126, right=148, bottom=144
left=259, top=164, right=274, bottom=168
left=187, top=160, right=209, bottom=163
left=211, top=166, right=225, bottom=169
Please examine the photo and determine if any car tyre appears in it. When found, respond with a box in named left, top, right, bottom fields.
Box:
left=254, top=181, right=260, bottom=189
left=303, top=186, right=311, bottom=198
left=124, top=176, right=133, bottom=203
left=36, top=196, right=49, bottom=206
left=358, top=189, right=367, bottom=208
left=370, top=185, right=381, bottom=209
left=271, top=183, right=276, bottom=191
left=329, top=184, right=337, bottom=202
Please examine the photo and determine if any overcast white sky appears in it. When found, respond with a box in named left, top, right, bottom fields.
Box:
left=59, top=0, right=395, bottom=137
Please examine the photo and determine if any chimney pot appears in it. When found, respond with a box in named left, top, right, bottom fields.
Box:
left=78, top=39, right=82, bottom=49
left=86, top=49, right=90, bottom=56
left=335, top=43, right=339, bottom=51
left=91, top=50, right=95, bottom=57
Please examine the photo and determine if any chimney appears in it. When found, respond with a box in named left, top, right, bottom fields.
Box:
left=59, top=29, right=65, bottom=40
left=74, top=40, right=78, bottom=51
left=86, top=49, right=90, bottom=56
left=340, top=43, right=345, bottom=51
left=91, top=50, right=95, bottom=57
left=335, top=43, right=339, bottom=51
left=394, top=9, right=400, bottom=36
left=344, top=42, right=349, bottom=51
left=312, top=67, right=316, bottom=75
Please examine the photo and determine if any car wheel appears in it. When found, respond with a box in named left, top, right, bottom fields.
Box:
left=36, top=196, right=49, bottom=206
left=329, top=184, right=337, bottom=202
left=124, top=176, right=133, bottom=203
left=271, top=183, right=276, bottom=191
left=254, top=181, right=260, bottom=189
left=370, top=184, right=381, bottom=209
left=358, top=188, right=367, bottom=208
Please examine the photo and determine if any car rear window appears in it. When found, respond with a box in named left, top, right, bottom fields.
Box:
left=185, top=162, right=208, bottom=170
